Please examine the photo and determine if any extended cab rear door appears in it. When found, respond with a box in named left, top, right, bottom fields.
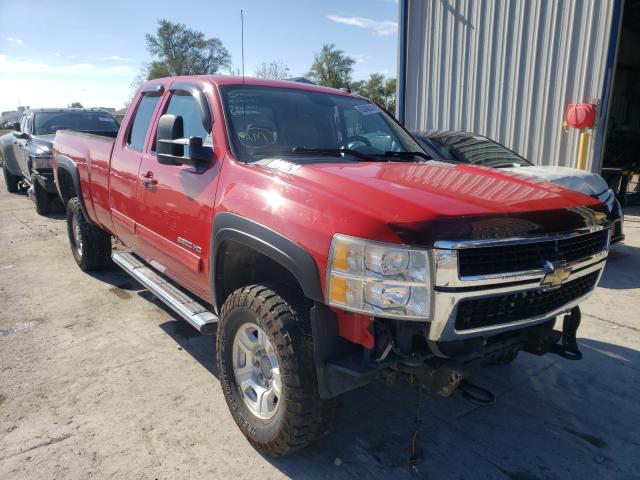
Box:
left=108, top=83, right=167, bottom=247
left=133, top=80, right=220, bottom=300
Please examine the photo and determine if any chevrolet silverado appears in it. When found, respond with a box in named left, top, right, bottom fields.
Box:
left=52, top=76, right=611, bottom=456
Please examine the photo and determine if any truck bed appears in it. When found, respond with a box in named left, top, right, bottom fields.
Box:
left=52, top=129, right=118, bottom=231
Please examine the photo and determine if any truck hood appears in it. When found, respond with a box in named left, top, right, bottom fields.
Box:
left=262, top=159, right=608, bottom=245
left=502, top=165, right=609, bottom=197
left=29, top=134, right=55, bottom=156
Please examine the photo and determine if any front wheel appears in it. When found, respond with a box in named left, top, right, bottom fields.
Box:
left=3, top=163, right=20, bottom=193
left=66, top=197, right=112, bottom=271
left=217, top=284, right=339, bottom=456
left=31, top=173, right=53, bottom=215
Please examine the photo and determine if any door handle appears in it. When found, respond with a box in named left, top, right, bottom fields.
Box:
left=141, top=171, right=158, bottom=186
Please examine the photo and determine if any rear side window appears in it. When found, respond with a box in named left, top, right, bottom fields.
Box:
left=127, top=95, right=160, bottom=152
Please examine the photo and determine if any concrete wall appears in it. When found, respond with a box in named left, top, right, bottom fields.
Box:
left=399, top=0, right=619, bottom=171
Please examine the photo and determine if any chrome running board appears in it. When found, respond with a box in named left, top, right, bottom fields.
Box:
left=112, top=251, right=218, bottom=335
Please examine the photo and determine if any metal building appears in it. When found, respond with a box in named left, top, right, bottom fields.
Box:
left=397, top=0, right=640, bottom=174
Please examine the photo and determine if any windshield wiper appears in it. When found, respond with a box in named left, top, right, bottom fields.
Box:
left=381, top=151, right=431, bottom=161
left=290, top=147, right=374, bottom=162
left=250, top=147, right=428, bottom=163
left=249, top=147, right=371, bottom=161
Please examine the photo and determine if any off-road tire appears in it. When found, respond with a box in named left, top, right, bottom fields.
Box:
left=66, top=197, right=111, bottom=271
left=31, top=173, right=53, bottom=215
left=217, top=284, right=340, bottom=456
left=3, top=163, right=20, bottom=193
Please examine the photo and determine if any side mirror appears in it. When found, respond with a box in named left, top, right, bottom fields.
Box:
left=12, top=131, right=29, bottom=140
left=12, top=122, right=21, bottom=132
left=156, top=114, right=211, bottom=166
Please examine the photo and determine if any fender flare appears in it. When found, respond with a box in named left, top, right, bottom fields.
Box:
left=0, top=141, right=21, bottom=176
left=55, top=155, right=92, bottom=223
left=211, top=212, right=324, bottom=309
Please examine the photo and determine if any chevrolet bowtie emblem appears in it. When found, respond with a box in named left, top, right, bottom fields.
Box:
left=541, top=261, right=571, bottom=288
left=594, top=212, right=607, bottom=223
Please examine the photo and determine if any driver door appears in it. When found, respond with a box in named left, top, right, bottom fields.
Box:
left=134, top=83, right=217, bottom=299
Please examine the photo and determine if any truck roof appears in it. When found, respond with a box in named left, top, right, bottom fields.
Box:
left=143, top=75, right=356, bottom=97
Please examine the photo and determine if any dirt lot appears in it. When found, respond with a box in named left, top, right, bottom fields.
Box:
left=1, top=175, right=639, bottom=480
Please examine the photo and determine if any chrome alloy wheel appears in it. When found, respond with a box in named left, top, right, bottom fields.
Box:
left=71, top=213, right=83, bottom=257
left=232, top=323, right=282, bottom=419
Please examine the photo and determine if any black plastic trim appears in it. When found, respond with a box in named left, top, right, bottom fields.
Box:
left=170, top=82, right=213, bottom=132
left=211, top=212, right=323, bottom=309
left=397, top=0, right=409, bottom=123
left=55, top=155, right=92, bottom=223
left=141, top=83, right=165, bottom=96
left=310, top=303, right=374, bottom=399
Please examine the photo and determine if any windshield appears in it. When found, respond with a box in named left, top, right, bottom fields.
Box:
left=219, top=85, right=425, bottom=162
left=425, top=133, right=532, bottom=168
left=34, top=111, right=120, bottom=135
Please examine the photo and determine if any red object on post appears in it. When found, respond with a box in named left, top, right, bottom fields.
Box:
left=565, top=103, right=596, bottom=129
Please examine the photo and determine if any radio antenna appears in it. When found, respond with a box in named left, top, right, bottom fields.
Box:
left=241, top=9, right=245, bottom=84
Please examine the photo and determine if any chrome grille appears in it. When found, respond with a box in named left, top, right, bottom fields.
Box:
left=455, top=271, right=600, bottom=331
left=457, top=229, right=609, bottom=277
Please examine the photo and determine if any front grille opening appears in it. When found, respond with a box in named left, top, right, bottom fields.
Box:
left=455, top=271, right=599, bottom=331
left=458, top=229, right=609, bottom=277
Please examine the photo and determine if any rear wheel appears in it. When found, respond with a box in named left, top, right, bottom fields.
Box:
left=3, top=163, right=20, bottom=193
left=31, top=173, right=53, bottom=215
left=217, top=284, right=339, bottom=456
left=66, top=197, right=111, bottom=271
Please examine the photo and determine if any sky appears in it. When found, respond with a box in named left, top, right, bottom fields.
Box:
left=0, top=0, right=399, bottom=112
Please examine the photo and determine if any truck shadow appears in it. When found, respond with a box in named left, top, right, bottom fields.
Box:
left=157, top=311, right=640, bottom=479
left=158, top=311, right=219, bottom=377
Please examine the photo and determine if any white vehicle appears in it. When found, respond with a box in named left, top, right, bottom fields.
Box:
left=414, top=130, right=624, bottom=243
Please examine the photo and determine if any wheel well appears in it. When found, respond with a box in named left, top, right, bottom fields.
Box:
left=214, top=240, right=302, bottom=311
left=57, top=168, right=76, bottom=206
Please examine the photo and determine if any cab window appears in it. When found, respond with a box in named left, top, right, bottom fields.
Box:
left=127, top=95, right=160, bottom=152
left=160, top=91, right=211, bottom=157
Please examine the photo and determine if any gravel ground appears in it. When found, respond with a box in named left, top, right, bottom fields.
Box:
left=1, top=175, right=639, bottom=479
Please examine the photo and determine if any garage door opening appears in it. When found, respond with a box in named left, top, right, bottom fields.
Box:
left=601, top=0, right=640, bottom=206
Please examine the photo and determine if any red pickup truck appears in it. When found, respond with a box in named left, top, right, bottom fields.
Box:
left=53, top=76, right=611, bottom=455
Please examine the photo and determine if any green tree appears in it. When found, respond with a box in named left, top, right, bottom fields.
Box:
left=364, top=73, right=386, bottom=104
left=307, top=43, right=355, bottom=88
left=350, top=80, right=365, bottom=94
left=255, top=60, right=290, bottom=80
left=68, top=102, right=84, bottom=108
left=383, top=77, right=397, bottom=113
left=144, top=19, right=231, bottom=80
left=350, top=74, right=397, bottom=113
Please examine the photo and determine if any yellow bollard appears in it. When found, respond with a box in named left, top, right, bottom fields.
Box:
left=576, top=131, right=590, bottom=170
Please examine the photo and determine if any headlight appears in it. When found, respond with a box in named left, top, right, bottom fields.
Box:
left=31, top=155, right=52, bottom=169
left=326, top=234, right=432, bottom=320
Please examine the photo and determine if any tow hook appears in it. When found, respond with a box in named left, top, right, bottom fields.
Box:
left=551, top=307, right=583, bottom=360
left=458, top=380, right=496, bottom=406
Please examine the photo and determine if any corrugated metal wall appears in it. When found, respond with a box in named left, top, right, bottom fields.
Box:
left=401, top=0, right=617, bottom=171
